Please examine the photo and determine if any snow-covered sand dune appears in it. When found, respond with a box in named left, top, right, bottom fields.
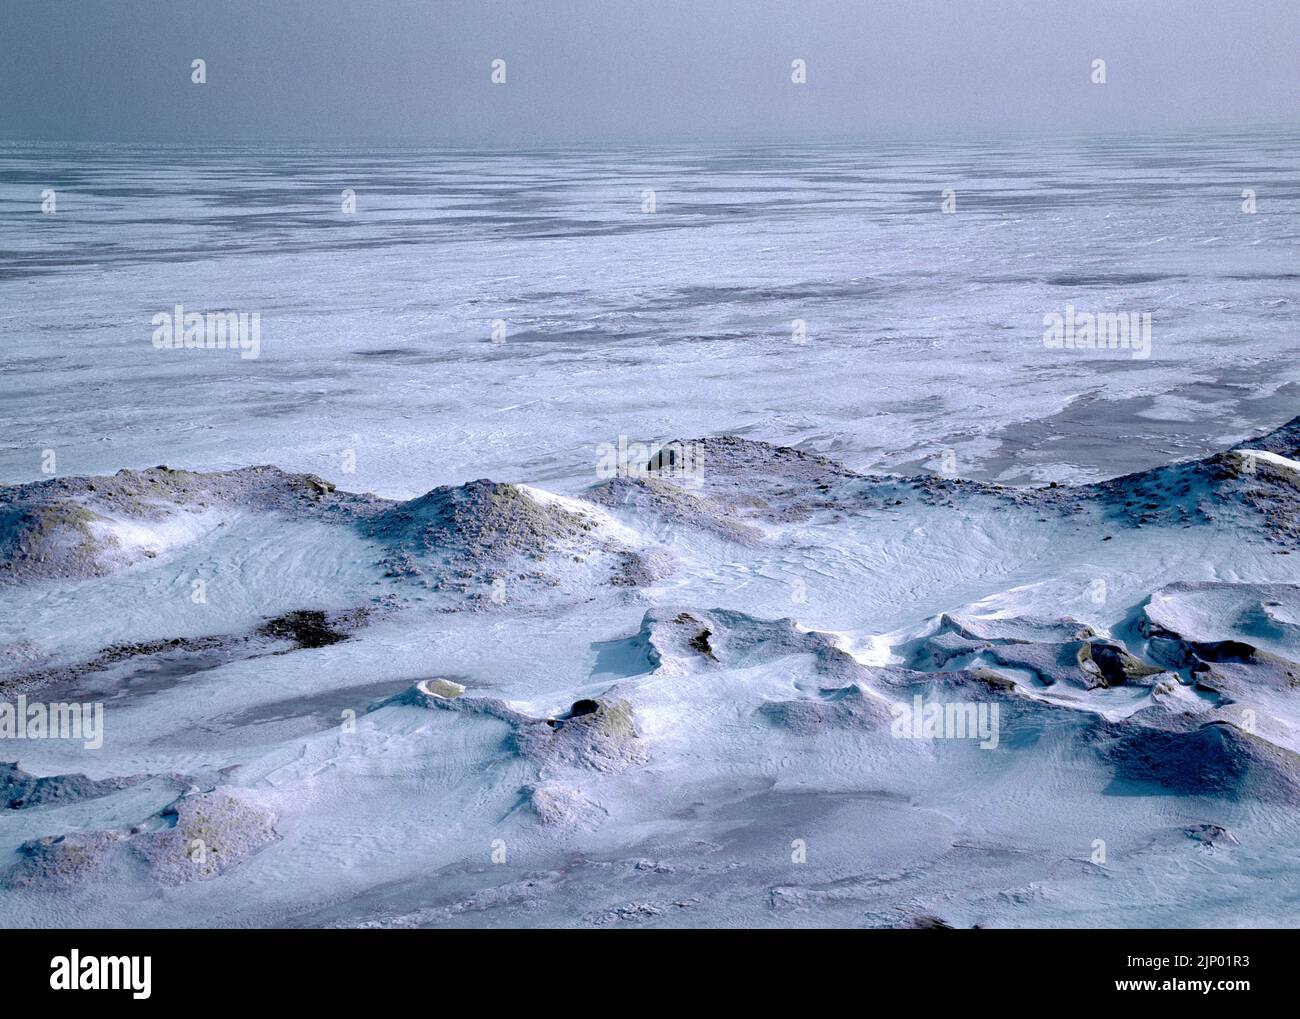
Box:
left=2, top=414, right=1299, bottom=927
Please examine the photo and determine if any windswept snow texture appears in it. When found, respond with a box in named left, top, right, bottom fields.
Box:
left=1, top=135, right=1299, bottom=928
left=2, top=419, right=1299, bottom=927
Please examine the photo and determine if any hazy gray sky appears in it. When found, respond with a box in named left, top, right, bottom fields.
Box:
left=2, top=0, right=1297, bottom=143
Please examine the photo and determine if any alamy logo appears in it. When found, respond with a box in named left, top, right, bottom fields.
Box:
left=151, top=304, right=261, bottom=360
left=890, top=694, right=1000, bottom=749
left=1043, top=304, right=1151, bottom=360
left=0, top=697, right=103, bottom=750
left=50, top=951, right=151, bottom=999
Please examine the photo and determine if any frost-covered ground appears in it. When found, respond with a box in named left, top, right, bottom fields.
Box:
left=1, top=132, right=1298, bottom=927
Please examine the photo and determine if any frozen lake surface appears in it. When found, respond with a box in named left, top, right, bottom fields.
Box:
left=3, top=132, right=1299, bottom=491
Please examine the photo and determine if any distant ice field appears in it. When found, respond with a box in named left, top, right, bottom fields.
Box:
left=1, top=130, right=1298, bottom=494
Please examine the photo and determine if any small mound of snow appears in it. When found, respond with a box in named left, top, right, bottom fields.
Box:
left=132, top=790, right=279, bottom=886
left=0, top=464, right=388, bottom=584
left=5, top=830, right=129, bottom=890
left=1099, top=720, right=1300, bottom=804
left=514, top=697, right=646, bottom=773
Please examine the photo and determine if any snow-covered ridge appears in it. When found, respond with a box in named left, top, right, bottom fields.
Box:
left=3, top=413, right=1300, bottom=927
left=7, top=412, right=1297, bottom=589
